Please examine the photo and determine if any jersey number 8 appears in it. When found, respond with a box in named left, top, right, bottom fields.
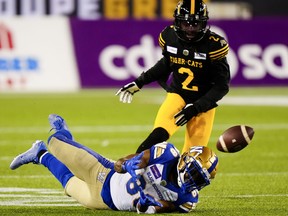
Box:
left=126, top=176, right=146, bottom=195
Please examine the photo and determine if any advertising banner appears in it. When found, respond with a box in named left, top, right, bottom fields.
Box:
left=0, top=0, right=179, bottom=20
left=70, top=18, right=288, bottom=87
left=0, top=17, right=80, bottom=92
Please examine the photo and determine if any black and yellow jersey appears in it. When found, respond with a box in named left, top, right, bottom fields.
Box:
left=135, top=25, right=230, bottom=113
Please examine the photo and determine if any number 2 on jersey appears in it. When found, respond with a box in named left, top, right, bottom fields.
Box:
left=178, top=67, right=198, bottom=91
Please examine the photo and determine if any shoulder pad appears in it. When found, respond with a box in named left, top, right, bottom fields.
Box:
left=152, top=142, right=180, bottom=159
left=158, top=26, right=174, bottom=49
left=208, top=32, right=229, bottom=61
left=158, top=31, right=165, bottom=49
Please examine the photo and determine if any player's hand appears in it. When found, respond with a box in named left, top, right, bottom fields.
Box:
left=174, top=103, right=198, bottom=126
left=122, top=152, right=143, bottom=178
left=115, top=82, right=140, bottom=103
left=138, top=188, right=163, bottom=208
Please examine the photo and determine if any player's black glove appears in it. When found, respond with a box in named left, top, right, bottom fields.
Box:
left=174, top=103, right=198, bottom=126
left=115, top=82, right=140, bottom=103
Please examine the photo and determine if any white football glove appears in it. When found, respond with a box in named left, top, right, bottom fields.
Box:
left=116, top=82, right=140, bottom=103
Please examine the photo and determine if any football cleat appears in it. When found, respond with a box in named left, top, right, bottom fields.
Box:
left=48, top=114, right=69, bottom=131
left=10, top=140, right=47, bottom=170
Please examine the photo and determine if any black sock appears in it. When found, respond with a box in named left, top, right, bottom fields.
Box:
left=136, top=127, right=169, bottom=153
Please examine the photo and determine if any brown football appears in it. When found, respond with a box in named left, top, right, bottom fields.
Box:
left=216, top=125, right=255, bottom=153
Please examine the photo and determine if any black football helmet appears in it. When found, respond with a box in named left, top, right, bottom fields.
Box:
left=174, top=0, right=209, bottom=43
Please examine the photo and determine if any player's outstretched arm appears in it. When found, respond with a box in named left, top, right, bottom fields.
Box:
left=115, top=57, right=171, bottom=103
left=114, top=149, right=150, bottom=173
left=115, top=82, right=140, bottom=103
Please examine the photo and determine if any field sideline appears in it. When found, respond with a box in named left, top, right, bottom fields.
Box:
left=0, top=87, right=288, bottom=215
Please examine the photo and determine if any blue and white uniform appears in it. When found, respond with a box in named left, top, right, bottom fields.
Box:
left=44, top=131, right=198, bottom=213
left=11, top=115, right=211, bottom=213
left=102, top=142, right=199, bottom=213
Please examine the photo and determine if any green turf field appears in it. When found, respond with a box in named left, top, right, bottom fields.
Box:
left=0, top=87, right=288, bottom=215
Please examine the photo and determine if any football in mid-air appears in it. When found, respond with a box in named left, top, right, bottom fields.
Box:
left=216, top=125, right=255, bottom=153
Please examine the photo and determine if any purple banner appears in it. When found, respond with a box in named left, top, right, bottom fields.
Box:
left=70, top=18, right=288, bottom=87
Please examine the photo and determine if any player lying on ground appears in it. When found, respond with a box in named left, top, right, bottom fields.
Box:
left=10, top=114, right=219, bottom=214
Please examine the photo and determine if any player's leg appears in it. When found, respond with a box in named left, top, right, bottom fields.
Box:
left=10, top=140, right=74, bottom=189
left=64, top=175, right=109, bottom=209
left=9, top=139, right=109, bottom=209
left=48, top=136, right=112, bottom=209
left=48, top=114, right=73, bottom=141
left=182, top=108, right=216, bottom=153
left=64, top=176, right=97, bottom=209
left=40, top=149, right=74, bottom=188
left=48, top=113, right=113, bottom=209
left=32, top=157, right=107, bottom=210
left=47, top=116, right=114, bottom=210
left=136, top=93, right=185, bottom=153
left=47, top=113, right=114, bottom=171
left=11, top=115, right=112, bottom=209
left=48, top=135, right=114, bottom=180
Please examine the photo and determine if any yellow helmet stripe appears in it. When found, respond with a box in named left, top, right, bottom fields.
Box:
left=208, top=155, right=218, bottom=173
left=190, top=0, right=195, bottom=14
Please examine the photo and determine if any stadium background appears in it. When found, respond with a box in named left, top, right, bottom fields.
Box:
left=0, top=0, right=287, bottom=91
left=0, top=1, right=288, bottom=215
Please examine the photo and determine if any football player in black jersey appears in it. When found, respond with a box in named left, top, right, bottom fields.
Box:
left=116, top=0, right=231, bottom=154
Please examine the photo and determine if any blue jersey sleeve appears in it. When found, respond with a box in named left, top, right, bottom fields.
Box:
left=148, top=142, right=180, bottom=165
left=175, top=189, right=199, bottom=213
